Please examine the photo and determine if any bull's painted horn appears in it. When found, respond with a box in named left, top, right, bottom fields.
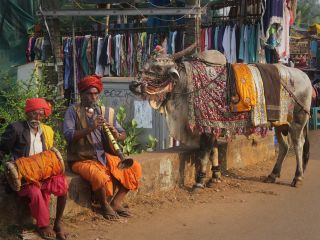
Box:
left=171, top=43, right=197, bottom=60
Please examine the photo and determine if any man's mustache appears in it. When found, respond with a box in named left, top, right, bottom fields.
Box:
left=29, top=120, right=40, bottom=127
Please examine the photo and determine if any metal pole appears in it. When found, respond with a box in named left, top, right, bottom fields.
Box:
left=72, top=17, right=78, bottom=102
left=37, top=8, right=203, bottom=16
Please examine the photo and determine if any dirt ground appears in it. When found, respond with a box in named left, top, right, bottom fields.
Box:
left=0, top=148, right=285, bottom=240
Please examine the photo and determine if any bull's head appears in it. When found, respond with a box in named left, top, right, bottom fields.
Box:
left=130, top=43, right=196, bottom=110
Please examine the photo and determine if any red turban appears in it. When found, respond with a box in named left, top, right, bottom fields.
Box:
left=25, top=98, right=52, bottom=117
left=78, top=75, right=103, bottom=93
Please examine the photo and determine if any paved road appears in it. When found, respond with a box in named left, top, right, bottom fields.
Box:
left=74, top=130, right=320, bottom=240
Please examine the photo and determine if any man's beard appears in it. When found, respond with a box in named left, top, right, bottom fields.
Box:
left=82, top=100, right=98, bottom=108
left=29, top=120, right=40, bottom=128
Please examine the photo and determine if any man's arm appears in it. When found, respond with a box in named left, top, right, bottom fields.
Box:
left=112, top=119, right=126, bottom=141
left=0, top=124, right=17, bottom=161
left=63, top=107, right=104, bottom=142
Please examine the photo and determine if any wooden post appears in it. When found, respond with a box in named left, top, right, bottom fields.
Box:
left=105, top=4, right=110, bottom=36
left=195, top=0, right=201, bottom=53
left=72, top=17, right=78, bottom=102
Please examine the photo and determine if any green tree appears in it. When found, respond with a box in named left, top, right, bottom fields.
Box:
left=296, top=0, right=320, bottom=28
left=0, top=68, right=67, bottom=155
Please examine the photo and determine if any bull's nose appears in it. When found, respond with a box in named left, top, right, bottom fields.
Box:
left=129, top=81, right=142, bottom=95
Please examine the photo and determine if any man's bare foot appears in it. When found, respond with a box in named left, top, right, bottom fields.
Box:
left=102, top=204, right=120, bottom=221
left=53, top=222, right=68, bottom=240
left=37, top=226, right=55, bottom=240
left=111, top=203, right=132, bottom=218
left=114, top=207, right=132, bottom=218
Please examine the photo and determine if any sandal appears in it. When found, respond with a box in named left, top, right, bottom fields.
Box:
left=102, top=209, right=120, bottom=221
left=37, top=226, right=56, bottom=240
left=116, top=208, right=132, bottom=218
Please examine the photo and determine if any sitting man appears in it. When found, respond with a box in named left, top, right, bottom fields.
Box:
left=0, top=98, right=68, bottom=240
left=63, top=75, right=141, bottom=220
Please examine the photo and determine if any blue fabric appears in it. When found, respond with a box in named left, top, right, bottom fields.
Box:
left=214, top=26, right=219, bottom=50
left=244, top=25, right=249, bottom=63
left=218, top=26, right=225, bottom=53
left=248, top=25, right=257, bottom=63
left=167, top=32, right=173, bottom=54
left=238, top=25, right=245, bottom=61
left=263, top=0, right=283, bottom=36
left=63, top=38, right=72, bottom=90
left=310, top=40, right=318, bottom=57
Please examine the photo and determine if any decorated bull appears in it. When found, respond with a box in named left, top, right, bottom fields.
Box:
left=130, top=44, right=312, bottom=190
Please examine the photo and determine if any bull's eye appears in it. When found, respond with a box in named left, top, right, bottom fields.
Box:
left=152, top=65, right=162, bottom=73
left=143, top=63, right=150, bottom=71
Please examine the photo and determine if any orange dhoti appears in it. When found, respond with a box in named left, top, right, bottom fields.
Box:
left=71, top=153, right=142, bottom=196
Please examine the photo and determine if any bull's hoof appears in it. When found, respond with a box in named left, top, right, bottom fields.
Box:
left=208, top=177, right=221, bottom=187
left=291, top=178, right=303, bottom=188
left=192, top=183, right=205, bottom=193
left=206, top=178, right=221, bottom=188
left=264, top=174, right=277, bottom=183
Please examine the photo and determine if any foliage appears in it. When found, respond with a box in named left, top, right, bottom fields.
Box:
left=296, top=0, right=320, bottom=27
left=146, top=134, right=158, bottom=151
left=116, top=106, right=158, bottom=154
left=116, top=106, right=142, bottom=155
left=0, top=67, right=67, bottom=165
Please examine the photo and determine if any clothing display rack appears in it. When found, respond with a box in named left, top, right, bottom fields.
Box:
left=37, top=3, right=202, bottom=101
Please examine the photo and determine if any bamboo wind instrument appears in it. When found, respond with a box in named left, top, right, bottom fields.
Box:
left=92, top=105, right=134, bottom=169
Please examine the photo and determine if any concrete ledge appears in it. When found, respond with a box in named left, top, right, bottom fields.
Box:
left=0, top=134, right=274, bottom=226
left=219, top=134, right=275, bottom=170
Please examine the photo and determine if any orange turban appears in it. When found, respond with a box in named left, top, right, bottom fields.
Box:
left=78, top=75, right=103, bottom=93
left=25, top=98, right=52, bottom=117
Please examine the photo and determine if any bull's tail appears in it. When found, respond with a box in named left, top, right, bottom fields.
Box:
left=303, top=123, right=310, bottom=172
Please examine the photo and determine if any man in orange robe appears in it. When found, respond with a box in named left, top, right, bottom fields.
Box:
left=63, top=75, right=141, bottom=220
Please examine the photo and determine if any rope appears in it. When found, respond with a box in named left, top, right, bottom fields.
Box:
left=280, top=79, right=310, bottom=115
left=144, top=62, right=310, bottom=116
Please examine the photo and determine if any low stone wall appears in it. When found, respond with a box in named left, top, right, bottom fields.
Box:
left=219, top=134, right=275, bottom=170
left=0, top=134, right=275, bottom=226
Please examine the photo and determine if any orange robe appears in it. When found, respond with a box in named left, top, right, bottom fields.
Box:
left=71, top=154, right=142, bottom=196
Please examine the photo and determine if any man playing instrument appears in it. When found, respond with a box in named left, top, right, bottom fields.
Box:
left=0, top=98, right=68, bottom=240
left=63, top=75, right=141, bottom=220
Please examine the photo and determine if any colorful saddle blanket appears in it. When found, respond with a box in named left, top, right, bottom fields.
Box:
left=185, top=61, right=293, bottom=137
left=184, top=61, right=267, bottom=138
left=230, top=63, right=293, bottom=125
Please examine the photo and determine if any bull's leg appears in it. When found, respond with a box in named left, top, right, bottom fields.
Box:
left=194, top=150, right=210, bottom=189
left=193, top=134, right=213, bottom=190
left=290, top=115, right=309, bottom=187
left=212, top=143, right=221, bottom=182
left=207, top=141, right=221, bottom=187
left=265, top=126, right=289, bottom=183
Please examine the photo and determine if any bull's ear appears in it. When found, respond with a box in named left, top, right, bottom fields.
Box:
left=168, top=67, right=180, bottom=80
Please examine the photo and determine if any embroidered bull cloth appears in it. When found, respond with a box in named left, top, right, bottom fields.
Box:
left=255, top=63, right=281, bottom=121
left=186, top=61, right=266, bottom=137
left=231, top=63, right=257, bottom=112
left=247, top=65, right=268, bottom=126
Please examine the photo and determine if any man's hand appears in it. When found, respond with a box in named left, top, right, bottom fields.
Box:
left=93, top=115, right=105, bottom=130
left=105, top=123, right=120, bottom=139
